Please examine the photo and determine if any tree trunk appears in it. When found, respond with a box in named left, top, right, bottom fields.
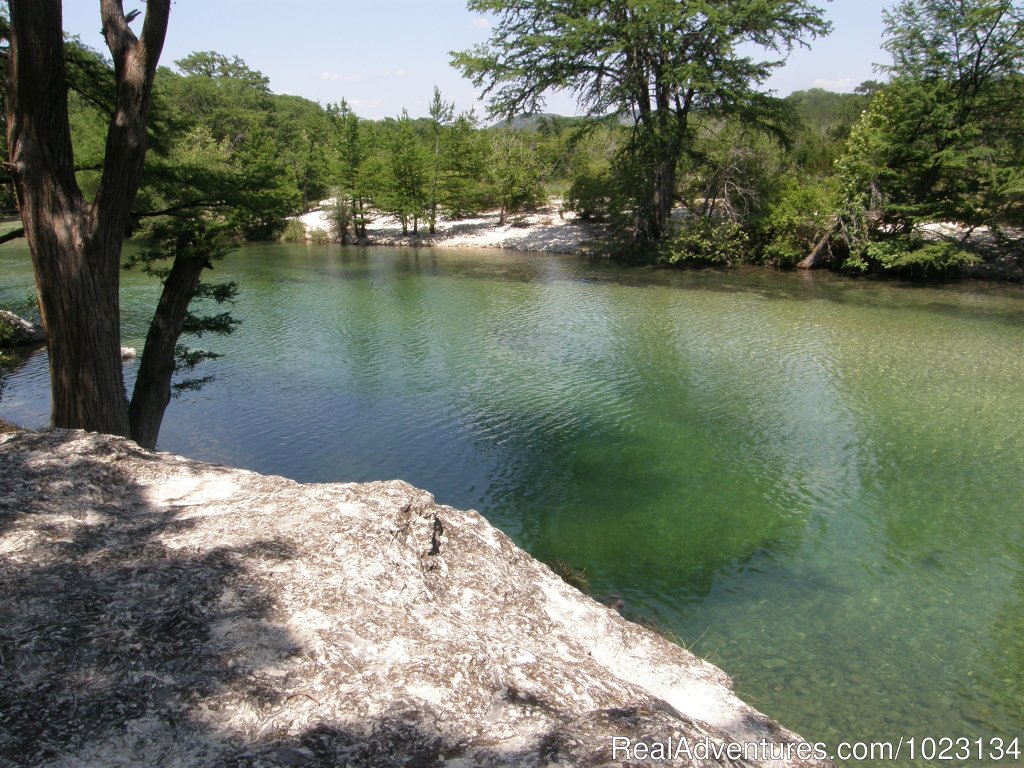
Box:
left=797, top=218, right=840, bottom=269
left=5, top=0, right=170, bottom=439
left=6, top=0, right=128, bottom=435
left=128, top=254, right=206, bottom=449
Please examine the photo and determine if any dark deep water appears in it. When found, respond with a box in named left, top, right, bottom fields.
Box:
left=3, top=242, right=1022, bottom=765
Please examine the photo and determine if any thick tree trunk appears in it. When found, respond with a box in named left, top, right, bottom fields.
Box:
left=5, top=0, right=130, bottom=435
left=5, top=0, right=170, bottom=439
left=633, top=148, right=678, bottom=249
left=128, top=255, right=206, bottom=449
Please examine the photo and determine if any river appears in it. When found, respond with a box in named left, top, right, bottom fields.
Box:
left=2, top=242, right=1022, bottom=765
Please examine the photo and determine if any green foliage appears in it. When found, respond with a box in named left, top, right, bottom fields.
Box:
left=566, top=168, right=614, bottom=221
left=439, top=112, right=491, bottom=217
left=454, top=0, right=830, bottom=247
left=846, top=237, right=982, bottom=275
left=836, top=0, right=1024, bottom=245
left=681, top=121, right=790, bottom=225
left=126, top=217, right=239, bottom=380
left=487, top=130, right=547, bottom=223
left=308, top=228, right=330, bottom=245
left=0, top=291, right=39, bottom=325
left=658, top=217, right=751, bottom=267
left=784, top=88, right=870, bottom=175
left=374, top=111, right=432, bottom=234
left=278, top=219, right=307, bottom=243
left=760, top=178, right=839, bottom=267
left=326, top=100, right=373, bottom=241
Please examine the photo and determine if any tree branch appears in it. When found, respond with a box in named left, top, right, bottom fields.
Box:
left=0, top=227, right=26, bottom=245
left=93, top=0, right=171, bottom=242
left=100, top=0, right=137, bottom=63
left=133, top=200, right=232, bottom=219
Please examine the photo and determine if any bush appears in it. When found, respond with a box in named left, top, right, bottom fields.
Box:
left=844, top=237, right=981, bottom=276
left=759, top=178, right=839, bottom=267
left=278, top=219, right=307, bottom=243
left=566, top=169, right=614, bottom=221
left=307, top=228, right=330, bottom=246
left=658, top=216, right=751, bottom=267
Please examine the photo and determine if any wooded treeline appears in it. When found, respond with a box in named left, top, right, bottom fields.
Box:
left=5, top=2, right=1023, bottom=280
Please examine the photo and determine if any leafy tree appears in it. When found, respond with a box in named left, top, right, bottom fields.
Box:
left=759, top=176, right=841, bottom=267
left=166, top=51, right=272, bottom=144
left=438, top=110, right=490, bottom=217
left=124, top=217, right=239, bottom=448
left=326, top=99, right=372, bottom=242
left=377, top=111, right=431, bottom=235
left=835, top=0, right=1024, bottom=272
left=426, top=87, right=456, bottom=234
left=453, top=0, right=829, bottom=251
left=273, top=93, right=334, bottom=212
left=784, top=88, right=870, bottom=175
left=2, top=5, right=273, bottom=446
left=487, top=130, right=546, bottom=224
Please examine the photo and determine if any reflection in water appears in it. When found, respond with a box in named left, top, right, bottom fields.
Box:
left=2, top=243, right=1022, bottom=762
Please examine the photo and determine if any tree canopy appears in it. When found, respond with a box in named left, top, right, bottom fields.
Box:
left=834, top=0, right=1024, bottom=273
left=453, top=0, right=830, bottom=249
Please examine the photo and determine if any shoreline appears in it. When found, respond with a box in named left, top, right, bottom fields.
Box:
left=294, top=202, right=1024, bottom=281
left=296, top=200, right=606, bottom=255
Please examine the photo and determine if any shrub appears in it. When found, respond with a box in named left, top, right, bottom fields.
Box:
left=759, top=178, right=839, bottom=267
left=658, top=216, right=751, bottom=267
left=845, top=237, right=981, bottom=276
left=566, top=168, right=615, bottom=221
left=307, top=228, right=330, bottom=246
left=278, top=219, right=307, bottom=243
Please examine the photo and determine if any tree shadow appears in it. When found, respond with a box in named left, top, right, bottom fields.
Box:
left=0, top=433, right=308, bottom=763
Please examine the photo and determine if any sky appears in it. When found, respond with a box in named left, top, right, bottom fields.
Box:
left=61, top=0, right=894, bottom=120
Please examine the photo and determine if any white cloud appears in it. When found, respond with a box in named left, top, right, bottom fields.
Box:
left=472, top=16, right=491, bottom=29
left=320, top=71, right=363, bottom=83
left=812, top=77, right=856, bottom=92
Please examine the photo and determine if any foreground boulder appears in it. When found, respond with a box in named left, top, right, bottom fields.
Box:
left=0, top=310, right=44, bottom=346
left=0, top=429, right=832, bottom=768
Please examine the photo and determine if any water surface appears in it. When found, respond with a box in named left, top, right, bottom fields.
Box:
left=2, top=243, right=1022, bottom=764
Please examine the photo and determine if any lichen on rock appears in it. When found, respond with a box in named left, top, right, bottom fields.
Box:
left=0, top=429, right=832, bottom=767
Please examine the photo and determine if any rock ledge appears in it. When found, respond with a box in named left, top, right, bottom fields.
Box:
left=0, top=429, right=831, bottom=767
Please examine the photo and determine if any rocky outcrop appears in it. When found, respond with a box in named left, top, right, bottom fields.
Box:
left=0, top=429, right=832, bottom=768
left=0, top=310, right=44, bottom=346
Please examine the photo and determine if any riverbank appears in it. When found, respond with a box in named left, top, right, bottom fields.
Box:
left=0, top=428, right=832, bottom=767
left=294, top=202, right=1024, bottom=281
left=297, top=200, right=606, bottom=254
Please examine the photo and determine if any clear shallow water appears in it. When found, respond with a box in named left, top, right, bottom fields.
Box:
left=3, top=243, right=1023, bottom=764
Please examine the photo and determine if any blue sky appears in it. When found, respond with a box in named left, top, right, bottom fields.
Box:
left=62, top=1, right=894, bottom=120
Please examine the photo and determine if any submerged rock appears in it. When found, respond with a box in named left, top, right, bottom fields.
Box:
left=0, top=429, right=832, bottom=768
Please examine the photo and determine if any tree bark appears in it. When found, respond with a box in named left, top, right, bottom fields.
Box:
left=5, top=0, right=170, bottom=438
left=128, top=254, right=206, bottom=449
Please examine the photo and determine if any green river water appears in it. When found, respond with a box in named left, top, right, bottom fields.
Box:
left=2, top=243, right=1022, bottom=765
